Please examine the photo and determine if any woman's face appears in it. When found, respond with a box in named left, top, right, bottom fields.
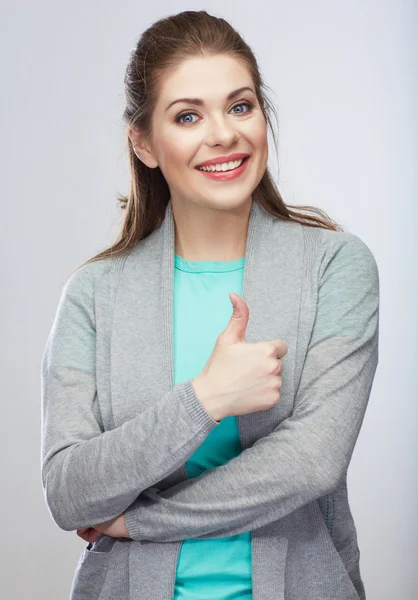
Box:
left=134, top=54, right=269, bottom=212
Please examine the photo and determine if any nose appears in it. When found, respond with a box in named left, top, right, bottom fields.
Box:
left=205, top=116, right=240, bottom=147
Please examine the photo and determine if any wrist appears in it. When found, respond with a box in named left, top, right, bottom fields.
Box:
left=192, top=375, right=223, bottom=422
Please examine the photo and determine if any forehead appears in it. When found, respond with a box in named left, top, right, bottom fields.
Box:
left=157, top=55, right=253, bottom=106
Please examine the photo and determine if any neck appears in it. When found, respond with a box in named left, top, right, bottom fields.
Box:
left=172, top=196, right=252, bottom=262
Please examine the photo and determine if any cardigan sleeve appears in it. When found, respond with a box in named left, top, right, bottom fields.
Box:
left=123, top=235, right=380, bottom=542
left=40, top=264, right=219, bottom=532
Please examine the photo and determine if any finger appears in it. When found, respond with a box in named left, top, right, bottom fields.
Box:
left=77, top=530, right=90, bottom=542
left=272, top=340, right=288, bottom=357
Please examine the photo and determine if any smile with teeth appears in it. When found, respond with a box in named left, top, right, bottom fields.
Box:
left=197, top=158, right=246, bottom=172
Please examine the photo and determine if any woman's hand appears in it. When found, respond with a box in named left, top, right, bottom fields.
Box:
left=77, top=527, right=102, bottom=544
left=77, top=512, right=131, bottom=544
left=93, top=513, right=130, bottom=538
left=192, top=292, right=287, bottom=420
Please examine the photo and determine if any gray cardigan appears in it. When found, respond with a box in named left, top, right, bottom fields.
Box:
left=41, top=198, right=379, bottom=600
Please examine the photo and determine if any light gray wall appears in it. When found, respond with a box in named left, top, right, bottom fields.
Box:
left=1, top=1, right=416, bottom=598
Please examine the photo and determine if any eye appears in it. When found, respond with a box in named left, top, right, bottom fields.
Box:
left=174, top=101, right=254, bottom=126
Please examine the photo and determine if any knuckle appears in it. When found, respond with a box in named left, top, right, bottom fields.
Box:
left=268, top=342, right=277, bottom=356
left=269, top=359, right=280, bottom=374
left=270, top=376, right=282, bottom=389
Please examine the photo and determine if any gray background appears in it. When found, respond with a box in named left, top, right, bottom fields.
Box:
left=1, top=1, right=416, bottom=598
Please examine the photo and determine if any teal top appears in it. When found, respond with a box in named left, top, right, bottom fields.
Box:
left=173, top=253, right=252, bottom=599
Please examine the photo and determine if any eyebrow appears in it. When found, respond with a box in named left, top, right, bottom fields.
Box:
left=165, top=86, right=256, bottom=112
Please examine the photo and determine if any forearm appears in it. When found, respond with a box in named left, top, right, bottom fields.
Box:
left=125, top=328, right=378, bottom=542
left=42, top=375, right=219, bottom=531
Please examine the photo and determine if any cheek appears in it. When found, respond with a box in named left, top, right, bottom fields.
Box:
left=250, top=119, right=268, bottom=150
left=160, top=134, right=195, bottom=169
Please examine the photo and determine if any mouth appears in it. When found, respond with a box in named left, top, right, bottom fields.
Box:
left=195, top=155, right=250, bottom=171
left=194, top=155, right=251, bottom=181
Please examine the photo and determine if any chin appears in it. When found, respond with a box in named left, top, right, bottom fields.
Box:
left=202, top=197, right=253, bottom=213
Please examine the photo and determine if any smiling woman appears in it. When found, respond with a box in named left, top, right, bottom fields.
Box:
left=124, top=52, right=271, bottom=262
left=41, top=8, right=378, bottom=600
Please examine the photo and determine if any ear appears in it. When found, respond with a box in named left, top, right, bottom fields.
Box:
left=128, top=127, right=159, bottom=169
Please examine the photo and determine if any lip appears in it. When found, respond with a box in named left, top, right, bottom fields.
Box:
left=194, top=152, right=250, bottom=168
left=195, top=155, right=251, bottom=181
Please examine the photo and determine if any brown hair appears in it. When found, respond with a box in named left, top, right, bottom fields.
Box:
left=74, top=10, right=343, bottom=275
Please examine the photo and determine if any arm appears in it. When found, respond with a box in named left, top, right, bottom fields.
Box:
left=123, top=236, right=380, bottom=542
left=41, top=264, right=219, bottom=532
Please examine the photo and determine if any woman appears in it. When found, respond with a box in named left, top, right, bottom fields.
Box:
left=41, top=10, right=379, bottom=600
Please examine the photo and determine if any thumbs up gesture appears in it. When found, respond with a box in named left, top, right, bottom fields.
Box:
left=192, top=292, right=288, bottom=422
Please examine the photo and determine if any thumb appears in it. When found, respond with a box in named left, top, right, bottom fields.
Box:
left=221, top=292, right=249, bottom=344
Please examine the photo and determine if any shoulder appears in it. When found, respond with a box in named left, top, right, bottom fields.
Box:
left=296, top=222, right=377, bottom=261
left=62, top=256, right=115, bottom=301
left=315, top=228, right=379, bottom=298
left=271, top=219, right=378, bottom=294
left=319, top=227, right=376, bottom=256
left=292, top=221, right=378, bottom=282
left=319, top=228, right=378, bottom=272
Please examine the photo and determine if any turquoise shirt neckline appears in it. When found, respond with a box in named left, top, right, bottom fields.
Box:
left=174, top=253, right=245, bottom=273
